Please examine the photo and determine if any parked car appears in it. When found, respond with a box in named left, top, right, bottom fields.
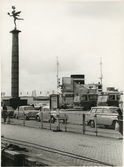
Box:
left=14, top=105, right=39, bottom=120
left=35, top=105, right=69, bottom=123
left=6, top=106, right=14, bottom=117
left=85, top=106, right=121, bottom=129
left=66, top=104, right=74, bottom=109
left=1, top=106, right=14, bottom=118
left=34, top=103, right=49, bottom=110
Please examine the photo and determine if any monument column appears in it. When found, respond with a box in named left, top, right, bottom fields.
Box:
left=10, top=29, right=21, bottom=98
left=8, top=6, right=23, bottom=109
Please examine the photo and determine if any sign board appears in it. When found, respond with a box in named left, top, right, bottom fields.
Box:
left=50, top=94, right=59, bottom=109
left=62, top=77, right=73, bottom=92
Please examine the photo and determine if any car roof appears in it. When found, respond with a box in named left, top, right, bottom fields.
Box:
left=42, top=105, right=49, bottom=108
left=91, top=106, right=118, bottom=109
left=20, top=105, right=32, bottom=106
left=19, top=105, right=33, bottom=108
left=6, top=106, right=13, bottom=108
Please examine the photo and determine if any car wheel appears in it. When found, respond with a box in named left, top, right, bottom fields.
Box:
left=25, top=116, right=29, bottom=120
left=112, top=121, right=116, bottom=129
left=90, top=120, right=95, bottom=128
left=104, top=125, right=109, bottom=128
left=50, top=116, right=55, bottom=123
left=36, top=116, right=40, bottom=122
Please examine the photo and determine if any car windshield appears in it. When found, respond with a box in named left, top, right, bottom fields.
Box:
left=7, top=106, right=13, bottom=110
left=98, top=96, right=108, bottom=102
left=80, top=95, right=87, bottom=101
left=109, top=108, right=118, bottom=113
left=24, top=107, right=34, bottom=110
left=89, top=95, right=98, bottom=100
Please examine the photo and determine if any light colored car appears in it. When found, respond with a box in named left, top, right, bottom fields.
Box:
left=85, top=106, right=120, bottom=129
left=35, top=105, right=69, bottom=123
left=6, top=106, right=14, bottom=117
left=34, top=103, right=49, bottom=110
left=14, top=105, right=39, bottom=120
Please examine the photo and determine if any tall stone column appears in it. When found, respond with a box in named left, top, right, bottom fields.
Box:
left=10, top=29, right=21, bottom=98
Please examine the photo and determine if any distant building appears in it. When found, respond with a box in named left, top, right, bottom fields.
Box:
left=71, top=74, right=85, bottom=84
left=62, top=75, right=101, bottom=97
left=61, top=74, right=100, bottom=105
left=88, top=82, right=102, bottom=93
left=107, top=87, right=118, bottom=92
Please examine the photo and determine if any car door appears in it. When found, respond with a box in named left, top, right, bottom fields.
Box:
left=95, top=108, right=103, bottom=124
left=18, top=107, right=23, bottom=119
left=100, top=108, right=111, bottom=125
left=42, top=107, right=50, bottom=121
left=86, top=108, right=96, bottom=123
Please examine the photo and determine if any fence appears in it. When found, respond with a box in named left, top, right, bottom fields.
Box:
left=4, top=110, right=121, bottom=138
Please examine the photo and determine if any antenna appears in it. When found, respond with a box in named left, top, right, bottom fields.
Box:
left=99, top=57, right=103, bottom=91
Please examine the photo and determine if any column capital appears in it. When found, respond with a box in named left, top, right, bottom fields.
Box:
left=10, top=29, right=21, bottom=34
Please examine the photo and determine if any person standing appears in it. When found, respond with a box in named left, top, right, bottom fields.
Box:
left=117, top=108, right=123, bottom=136
left=2, top=104, right=7, bottom=123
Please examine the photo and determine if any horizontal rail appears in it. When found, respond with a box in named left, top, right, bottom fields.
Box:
left=5, top=110, right=121, bottom=138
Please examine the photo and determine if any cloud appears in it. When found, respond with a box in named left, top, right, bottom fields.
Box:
left=1, top=0, right=124, bottom=95
left=68, top=2, right=123, bottom=20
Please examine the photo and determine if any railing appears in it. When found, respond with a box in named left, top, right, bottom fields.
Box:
left=4, top=110, right=121, bottom=138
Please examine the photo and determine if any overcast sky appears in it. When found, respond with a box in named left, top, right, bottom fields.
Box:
left=0, top=0, right=124, bottom=96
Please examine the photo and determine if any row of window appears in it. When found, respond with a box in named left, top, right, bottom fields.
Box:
left=80, top=95, right=98, bottom=101
left=91, top=108, right=118, bottom=114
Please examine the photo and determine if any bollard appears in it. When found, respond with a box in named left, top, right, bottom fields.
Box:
left=82, top=114, right=85, bottom=134
left=95, top=114, right=98, bottom=136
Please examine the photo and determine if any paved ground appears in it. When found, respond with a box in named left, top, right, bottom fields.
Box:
left=1, top=122, right=123, bottom=166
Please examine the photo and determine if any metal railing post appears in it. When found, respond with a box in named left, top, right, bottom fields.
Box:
left=55, top=109, right=60, bottom=131
left=65, top=113, right=67, bottom=132
left=41, top=111, right=43, bottom=129
left=95, top=114, right=98, bottom=136
left=58, top=111, right=60, bottom=130
left=82, top=114, right=85, bottom=134
left=23, top=113, right=25, bottom=126
left=49, top=111, right=51, bottom=130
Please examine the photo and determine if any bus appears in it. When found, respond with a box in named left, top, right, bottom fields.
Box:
left=74, top=93, right=98, bottom=110
left=97, top=91, right=120, bottom=107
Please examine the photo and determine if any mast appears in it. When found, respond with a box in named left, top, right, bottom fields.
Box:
left=99, top=57, right=103, bottom=91
left=57, top=57, right=60, bottom=89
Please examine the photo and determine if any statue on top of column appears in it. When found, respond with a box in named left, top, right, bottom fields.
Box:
left=8, top=6, right=24, bottom=29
